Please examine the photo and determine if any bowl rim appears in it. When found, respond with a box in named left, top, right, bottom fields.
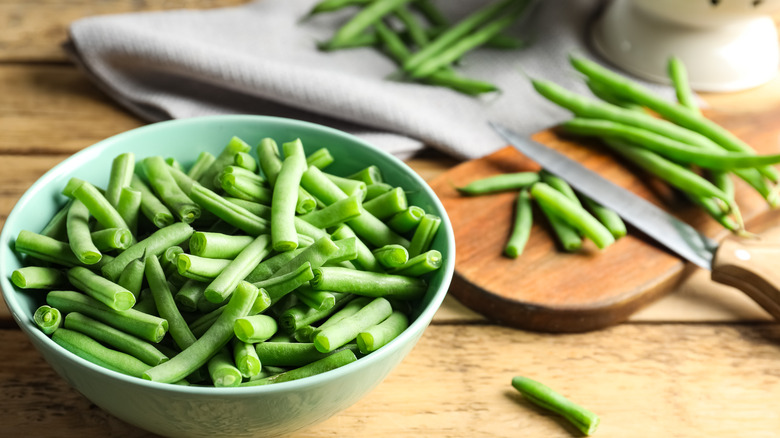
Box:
left=0, top=114, right=455, bottom=395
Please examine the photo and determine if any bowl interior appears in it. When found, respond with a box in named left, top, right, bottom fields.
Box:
left=0, top=115, right=455, bottom=395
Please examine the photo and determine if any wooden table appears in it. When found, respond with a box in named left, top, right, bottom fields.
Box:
left=2, top=2, right=780, bottom=436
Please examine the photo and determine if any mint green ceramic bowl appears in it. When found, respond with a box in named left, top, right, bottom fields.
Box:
left=0, top=115, right=455, bottom=438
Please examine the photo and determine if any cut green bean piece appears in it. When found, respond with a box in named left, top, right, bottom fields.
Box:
left=47, top=290, right=168, bottom=343
left=64, top=312, right=168, bottom=366
left=242, top=348, right=357, bottom=386
left=117, top=258, right=145, bottom=298
left=372, top=244, right=409, bottom=268
left=538, top=200, right=582, bottom=252
left=408, top=214, right=441, bottom=257
left=143, top=156, right=202, bottom=223
left=176, top=253, right=232, bottom=282
left=70, top=180, right=132, bottom=232
left=457, top=172, right=540, bottom=195
left=219, top=172, right=272, bottom=204
left=255, top=342, right=358, bottom=368
left=511, top=376, right=600, bottom=436
left=583, top=197, right=627, bottom=239
left=365, top=182, right=393, bottom=201
left=312, top=267, right=426, bottom=300
left=52, top=328, right=152, bottom=378
left=314, top=297, right=392, bottom=352
left=348, top=165, right=384, bottom=185
left=505, top=190, right=533, bottom=258
left=187, top=151, right=217, bottom=180
left=189, top=232, right=253, bottom=259
left=208, top=348, right=242, bottom=387
left=331, top=224, right=383, bottom=272
left=306, top=147, right=335, bottom=170
left=225, top=197, right=272, bottom=219
left=90, top=228, right=133, bottom=251
left=389, top=250, right=442, bottom=277
left=272, top=236, right=339, bottom=278
left=67, top=198, right=103, bottom=265
left=101, top=222, right=195, bottom=281
left=299, top=195, right=362, bottom=229
left=189, top=183, right=270, bottom=236
left=294, top=286, right=340, bottom=311
left=67, top=266, right=136, bottom=311
left=33, top=305, right=61, bottom=335
left=130, top=174, right=175, bottom=228
left=540, top=171, right=581, bottom=206
left=271, top=144, right=307, bottom=251
left=105, top=152, right=135, bottom=208
left=145, top=254, right=197, bottom=350
left=386, top=206, right=425, bottom=234
left=116, top=187, right=142, bottom=236
left=324, top=173, right=367, bottom=199
left=143, top=280, right=259, bottom=383
left=279, top=293, right=354, bottom=333
left=12, top=266, right=66, bottom=289
left=531, top=182, right=615, bottom=249
left=356, top=310, right=409, bottom=353
left=244, top=248, right=305, bottom=283
left=15, top=230, right=90, bottom=268
left=362, top=187, right=407, bottom=219
left=234, top=314, right=278, bottom=343
left=253, top=262, right=315, bottom=307
left=197, top=136, right=252, bottom=190
left=204, top=234, right=272, bottom=304
left=40, top=201, right=71, bottom=241
left=174, top=279, right=207, bottom=313
left=233, top=339, right=262, bottom=378
left=234, top=151, right=258, bottom=172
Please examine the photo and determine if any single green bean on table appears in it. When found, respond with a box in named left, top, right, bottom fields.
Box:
left=68, top=266, right=136, bottom=311
left=511, top=376, right=600, bottom=436
left=456, top=172, right=540, bottom=195
left=12, top=266, right=67, bottom=289
left=63, top=312, right=169, bottom=366
left=130, top=174, right=175, bottom=228
left=33, top=305, right=62, bottom=335
left=504, top=189, right=533, bottom=258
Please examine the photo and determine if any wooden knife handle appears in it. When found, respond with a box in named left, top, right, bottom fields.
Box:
left=712, top=237, right=780, bottom=319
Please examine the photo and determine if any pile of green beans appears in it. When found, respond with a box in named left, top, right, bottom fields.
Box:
left=11, top=134, right=444, bottom=387
left=533, top=55, right=780, bottom=234
left=456, top=170, right=625, bottom=257
left=307, top=0, right=533, bottom=95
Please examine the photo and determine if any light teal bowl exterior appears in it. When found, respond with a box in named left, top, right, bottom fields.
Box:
left=0, top=115, right=455, bottom=438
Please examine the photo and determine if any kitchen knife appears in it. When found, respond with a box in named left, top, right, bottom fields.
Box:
left=491, top=122, right=780, bottom=319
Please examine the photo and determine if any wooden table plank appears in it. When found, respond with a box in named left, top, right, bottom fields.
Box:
left=3, top=323, right=780, bottom=437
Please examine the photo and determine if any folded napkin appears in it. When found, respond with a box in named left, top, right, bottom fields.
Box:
left=65, top=0, right=635, bottom=160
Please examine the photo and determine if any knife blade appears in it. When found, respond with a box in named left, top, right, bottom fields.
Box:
left=490, top=122, right=780, bottom=319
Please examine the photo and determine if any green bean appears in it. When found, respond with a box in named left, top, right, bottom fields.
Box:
left=294, top=286, right=340, bottom=311
left=689, top=194, right=741, bottom=233
left=257, top=137, right=283, bottom=186
left=145, top=254, right=197, bottom=350
left=330, top=224, right=383, bottom=272
left=562, top=118, right=780, bottom=171
left=11, top=266, right=67, bottom=289
left=408, top=214, right=441, bottom=257
left=362, top=187, right=407, bottom=219
left=326, top=0, right=414, bottom=49
left=389, top=249, right=442, bottom=277
left=189, top=183, right=270, bottom=236
left=241, top=348, right=357, bottom=386
left=47, top=290, right=168, bottom=343
left=667, top=56, right=700, bottom=114
left=409, top=0, right=531, bottom=78
left=306, top=0, right=372, bottom=16
left=187, top=151, right=217, bottom=180
left=271, top=144, right=307, bottom=252
left=456, top=172, right=540, bottom=195
left=105, top=152, right=136, bottom=208
left=173, top=279, right=207, bottom=313
left=569, top=55, right=780, bottom=182
left=33, top=305, right=62, bottom=335
left=67, top=266, right=136, bottom=311
left=40, top=201, right=71, bottom=241
left=299, top=195, right=362, bottom=229
left=207, top=348, right=242, bottom=387
left=189, top=232, right=253, bottom=259
left=70, top=181, right=132, bottom=236
left=313, top=297, right=392, bottom=352
left=254, top=342, right=358, bottom=368
left=348, top=165, right=384, bottom=185
left=196, top=136, right=252, bottom=191
left=582, top=197, right=627, bottom=239
left=504, top=190, right=533, bottom=258
left=52, top=328, right=152, bottom=378
left=65, top=199, right=102, bottom=265
left=531, top=182, right=615, bottom=249
left=272, top=236, right=339, bottom=278
left=90, top=228, right=132, bottom=252
left=232, top=339, right=262, bottom=378
left=365, top=182, right=393, bottom=201
left=130, top=174, right=175, bottom=228
left=117, top=258, right=145, bottom=298
left=386, top=206, right=426, bottom=234
left=133, top=288, right=158, bottom=316
left=511, top=376, right=600, bottom=436
left=142, top=156, right=202, bottom=223
left=101, top=222, right=195, bottom=281
left=64, top=312, right=168, bottom=366
left=538, top=200, right=582, bottom=252
left=412, top=0, right=447, bottom=27
left=253, top=262, right=315, bottom=306
left=279, top=293, right=355, bottom=333
left=372, top=244, right=409, bottom=268
left=116, top=187, right=142, bottom=236
left=224, top=197, right=271, bottom=219
left=311, top=266, right=426, bottom=300
left=306, top=147, right=335, bottom=170
left=176, top=254, right=231, bottom=281
left=403, top=0, right=515, bottom=72
left=166, top=157, right=183, bottom=172
left=204, top=234, right=272, bottom=304
left=219, top=172, right=272, bottom=204
left=143, top=280, right=259, bottom=383
left=585, top=78, right=639, bottom=109
left=234, top=314, right=278, bottom=343
left=244, top=248, right=305, bottom=283
left=394, top=4, right=429, bottom=48
left=540, top=170, right=580, bottom=206
left=356, top=310, right=408, bottom=353
left=15, top=230, right=87, bottom=268
left=234, top=151, right=258, bottom=173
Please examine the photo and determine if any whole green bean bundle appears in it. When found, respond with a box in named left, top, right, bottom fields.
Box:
left=33, top=305, right=62, bottom=335
left=64, top=312, right=169, bottom=366
left=311, top=267, right=427, bottom=300
left=530, top=183, right=615, bottom=250
left=67, top=266, right=136, bottom=311
left=242, top=348, right=357, bottom=386
left=143, top=280, right=259, bottom=383
left=52, top=328, right=152, bottom=379
left=12, top=266, right=67, bottom=289
left=456, top=172, right=540, bottom=196
left=356, top=310, right=409, bottom=353
left=142, top=156, right=201, bottom=223
left=313, top=297, right=392, bottom=352
left=101, top=222, right=195, bottom=281
left=511, top=376, right=600, bottom=436
left=47, top=290, right=168, bottom=343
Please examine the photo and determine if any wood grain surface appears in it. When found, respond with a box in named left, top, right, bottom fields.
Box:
left=430, top=103, right=780, bottom=332
left=2, top=1, right=780, bottom=437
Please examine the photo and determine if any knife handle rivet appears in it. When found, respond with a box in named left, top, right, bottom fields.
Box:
left=735, top=249, right=751, bottom=261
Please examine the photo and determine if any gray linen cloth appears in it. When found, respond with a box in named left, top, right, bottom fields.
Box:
left=65, top=0, right=627, bottom=160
